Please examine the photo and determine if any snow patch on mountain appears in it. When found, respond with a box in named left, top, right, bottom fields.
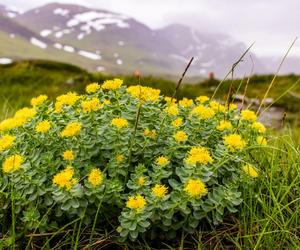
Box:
left=0, top=58, right=13, bottom=64
left=63, top=45, right=74, bottom=53
left=40, top=29, right=52, bottom=37
left=78, top=50, right=101, bottom=60
left=30, top=37, right=47, bottom=49
left=53, top=8, right=69, bottom=16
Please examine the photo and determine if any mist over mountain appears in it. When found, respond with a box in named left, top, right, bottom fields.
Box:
left=0, top=2, right=297, bottom=77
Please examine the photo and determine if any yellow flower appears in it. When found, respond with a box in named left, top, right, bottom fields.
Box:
left=35, top=120, right=51, bottom=133
left=126, top=195, right=146, bottom=211
left=102, top=78, right=123, bottom=90
left=210, top=101, right=226, bottom=113
left=228, top=103, right=237, bottom=111
left=179, top=98, right=193, bottom=107
left=52, top=166, right=77, bottom=190
left=216, top=121, right=233, bottom=131
left=152, top=184, right=168, bottom=198
left=0, top=108, right=36, bottom=131
left=15, top=107, right=37, bottom=121
left=165, top=104, right=179, bottom=116
left=81, top=97, right=100, bottom=112
left=241, top=109, right=257, bottom=122
left=55, top=92, right=80, bottom=112
left=126, top=85, right=161, bottom=102
left=164, top=96, right=177, bottom=104
left=0, top=135, right=16, bottom=152
left=88, top=168, right=103, bottom=187
left=184, top=179, right=208, bottom=198
left=251, top=122, right=266, bottom=133
left=172, top=117, right=183, bottom=127
left=137, top=176, right=145, bottom=186
left=63, top=150, right=74, bottom=161
left=60, top=122, right=82, bottom=137
left=196, top=95, right=209, bottom=103
left=144, top=128, right=156, bottom=139
left=103, top=99, right=111, bottom=105
left=116, top=154, right=125, bottom=162
left=191, top=105, right=215, bottom=119
left=186, top=146, right=213, bottom=165
left=242, top=164, right=259, bottom=178
left=155, top=156, right=170, bottom=167
left=31, top=95, right=48, bottom=107
left=86, top=83, right=100, bottom=93
left=111, top=118, right=128, bottom=129
left=224, top=134, right=246, bottom=151
left=2, top=154, right=23, bottom=173
left=257, top=136, right=267, bottom=146
left=174, top=130, right=188, bottom=142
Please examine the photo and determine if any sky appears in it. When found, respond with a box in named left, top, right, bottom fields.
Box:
left=1, top=0, right=300, bottom=57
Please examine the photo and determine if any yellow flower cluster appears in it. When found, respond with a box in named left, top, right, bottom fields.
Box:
left=60, top=122, right=82, bottom=137
left=126, top=85, right=161, bottom=102
left=241, top=109, right=257, bottom=122
left=251, top=122, right=266, bottom=133
left=0, top=107, right=36, bottom=131
left=0, top=135, right=16, bottom=152
left=88, top=168, right=103, bottom=187
left=257, top=136, right=267, bottom=145
left=179, top=98, right=193, bottom=107
left=216, top=121, right=233, bottom=131
left=152, top=184, right=168, bottom=198
left=172, top=117, right=183, bottom=127
left=155, top=156, right=170, bottom=167
left=86, top=82, right=100, bottom=94
left=164, top=104, right=179, bottom=116
left=126, top=195, right=146, bottom=211
left=242, top=164, right=259, bottom=178
left=52, top=166, right=77, bottom=190
left=35, top=120, right=51, bottom=133
left=63, top=150, right=74, bottom=161
left=186, top=146, right=213, bottom=166
left=116, top=154, right=125, bottom=162
left=137, top=176, right=145, bottom=186
left=164, top=96, right=177, bottom=104
left=143, top=128, right=156, bottom=139
left=55, top=92, right=81, bottom=113
left=174, top=130, right=188, bottom=142
left=184, top=179, right=208, bottom=198
left=224, top=134, right=246, bottom=151
left=102, top=78, right=123, bottom=90
left=31, top=95, right=48, bottom=107
left=210, top=101, right=226, bottom=113
left=2, top=154, right=23, bottom=173
left=111, top=118, right=128, bottom=129
left=81, top=97, right=100, bottom=113
left=191, top=105, right=215, bottom=119
left=196, top=95, right=209, bottom=103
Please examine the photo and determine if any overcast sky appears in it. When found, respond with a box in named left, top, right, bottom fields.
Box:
left=1, top=0, right=299, bottom=57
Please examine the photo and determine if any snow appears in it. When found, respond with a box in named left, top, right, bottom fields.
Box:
left=53, top=8, right=69, bottom=16
left=63, top=45, right=75, bottom=53
left=118, top=41, right=125, bottom=46
left=66, top=11, right=130, bottom=34
left=77, top=33, right=85, bottom=40
left=40, top=29, right=52, bottom=37
left=78, top=50, right=101, bottom=60
left=0, top=58, right=13, bottom=64
left=7, top=12, right=16, bottom=18
left=55, top=29, right=71, bottom=38
left=30, top=37, right=47, bottom=49
left=96, top=66, right=106, bottom=72
left=10, top=34, right=15, bottom=38
left=54, top=43, right=63, bottom=49
left=116, top=59, right=123, bottom=65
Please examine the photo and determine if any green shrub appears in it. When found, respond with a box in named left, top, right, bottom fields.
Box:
left=0, top=79, right=267, bottom=242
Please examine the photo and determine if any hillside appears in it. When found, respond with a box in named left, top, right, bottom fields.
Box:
left=0, top=2, right=265, bottom=77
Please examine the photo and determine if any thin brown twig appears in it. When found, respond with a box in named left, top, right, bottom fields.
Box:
left=241, top=55, right=255, bottom=110
left=211, top=42, right=255, bottom=100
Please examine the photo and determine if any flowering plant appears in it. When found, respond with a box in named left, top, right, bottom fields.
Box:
left=0, top=79, right=266, bottom=240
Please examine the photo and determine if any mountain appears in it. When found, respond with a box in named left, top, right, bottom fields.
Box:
left=0, top=2, right=277, bottom=77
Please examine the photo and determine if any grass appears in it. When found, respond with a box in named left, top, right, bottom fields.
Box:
left=0, top=59, right=300, bottom=249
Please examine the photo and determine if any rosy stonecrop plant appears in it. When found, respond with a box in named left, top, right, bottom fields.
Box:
left=0, top=79, right=267, bottom=240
